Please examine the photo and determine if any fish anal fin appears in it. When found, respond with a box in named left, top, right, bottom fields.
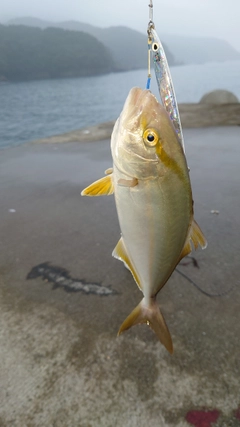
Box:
left=179, top=219, right=207, bottom=262
left=81, top=174, right=114, bottom=196
left=112, top=238, right=141, bottom=290
left=179, top=240, right=192, bottom=262
left=118, top=298, right=173, bottom=354
left=191, top=219, right=207, bottom=250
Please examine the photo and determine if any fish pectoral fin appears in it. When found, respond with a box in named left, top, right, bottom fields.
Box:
left=112, top=238, right=141, bottom=290
left=117, top=178, right=138, bottom=188
left=81, top=174, right=114, bottom=196
left=118, top=298, right=173, bottom=354
left=179, top=219, right=207, bottom=261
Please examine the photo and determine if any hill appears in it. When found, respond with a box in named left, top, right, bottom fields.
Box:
left=7, top=17, right=176, bottom=70
left=162, top=34, right=240, bottom=64
left=0, top=24, right=115, bottom=81
left=8, top=17, right=240, bottom=66
left=49, top=21, right=176, bottom=70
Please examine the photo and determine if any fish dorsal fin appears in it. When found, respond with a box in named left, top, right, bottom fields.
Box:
left=179, top=219, right=207, bottom=261
left=112, top=238, right=142, bottom=290
left=81, top=173, right=114, bottom=196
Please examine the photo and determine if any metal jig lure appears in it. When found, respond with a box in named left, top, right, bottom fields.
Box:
left=147, top=1, right=185, bottom=153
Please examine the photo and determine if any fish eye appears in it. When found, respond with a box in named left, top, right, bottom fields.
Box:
left=152, top=42, right=159, bottom=52
left=143, top=129, right=159, bottom=147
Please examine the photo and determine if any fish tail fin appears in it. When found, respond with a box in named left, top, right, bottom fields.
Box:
left=118, top=298, right=173, bottom=354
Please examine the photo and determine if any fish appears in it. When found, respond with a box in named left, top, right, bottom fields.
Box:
left=81, top=87, right=207, bottom=353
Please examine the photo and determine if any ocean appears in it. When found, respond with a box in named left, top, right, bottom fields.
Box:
left=1, top=60, right=240, bottom=149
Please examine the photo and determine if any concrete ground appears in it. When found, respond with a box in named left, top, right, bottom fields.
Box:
left=0, top=127, right=240, bottom=427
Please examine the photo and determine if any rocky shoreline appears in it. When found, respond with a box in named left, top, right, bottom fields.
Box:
left=33, top=103, right=240, bottom=144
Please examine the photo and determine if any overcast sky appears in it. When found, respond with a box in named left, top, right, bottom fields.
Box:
left=1, top=0, right=240, bottom=51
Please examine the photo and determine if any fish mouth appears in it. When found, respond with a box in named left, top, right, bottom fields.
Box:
left=121, top=87, right=159, bottom=129
left=126, top=87, right=154, bottom=109
left=129, top=87, right=145, bottom=105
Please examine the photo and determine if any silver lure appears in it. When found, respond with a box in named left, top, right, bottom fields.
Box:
left=148, top=24, right=185, bottom=153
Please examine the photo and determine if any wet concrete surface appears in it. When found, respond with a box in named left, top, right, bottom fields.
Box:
left=0, top=127, right=240, bottom=427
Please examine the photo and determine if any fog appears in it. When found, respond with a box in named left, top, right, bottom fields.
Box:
left=1, top=0, right=240, bottom=51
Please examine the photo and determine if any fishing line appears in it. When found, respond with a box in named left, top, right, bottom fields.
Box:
left=146, top=39, right=152, bottom=89
left=149, top=0, right=153, bottom=22
left=175, top=268, right=236, bottom=297
left=146, top=1, right=154, bottom=89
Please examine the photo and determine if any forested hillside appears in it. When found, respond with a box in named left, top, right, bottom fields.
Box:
left=7, top=18, right=177, bottom=70
left=0, top=25, right=115, bottom=81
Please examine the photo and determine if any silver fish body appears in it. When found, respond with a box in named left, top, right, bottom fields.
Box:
left=82, top=87, right=207, bottom=353
left=113, top=164, right=192, bottom=299
left=111, top=88, right=193, bottom=299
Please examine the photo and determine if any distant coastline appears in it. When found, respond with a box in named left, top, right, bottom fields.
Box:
left=1, top=18, right=240, bottom=82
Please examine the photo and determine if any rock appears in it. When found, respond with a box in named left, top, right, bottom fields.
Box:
left=200, top=89, right=239, bottom=104
left=179, top=103, right=240, bottom=127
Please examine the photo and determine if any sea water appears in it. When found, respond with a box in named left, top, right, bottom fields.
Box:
left=1, top=60, right=240, bottom=149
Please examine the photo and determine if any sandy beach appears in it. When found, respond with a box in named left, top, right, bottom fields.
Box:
left=0, top=126, right=240, bottom=426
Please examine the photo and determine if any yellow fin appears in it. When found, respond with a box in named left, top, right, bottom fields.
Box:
left=81, top=174, right=114, bottom=196
left=112, top=238, right=141, bottom=290
left=179, top=240, right=192, bottom=261
left=191, top=219, right=207, bottom=250
left=118, top=297, right=173, bottom=354
left=179, top=219, right=207, bottom=261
